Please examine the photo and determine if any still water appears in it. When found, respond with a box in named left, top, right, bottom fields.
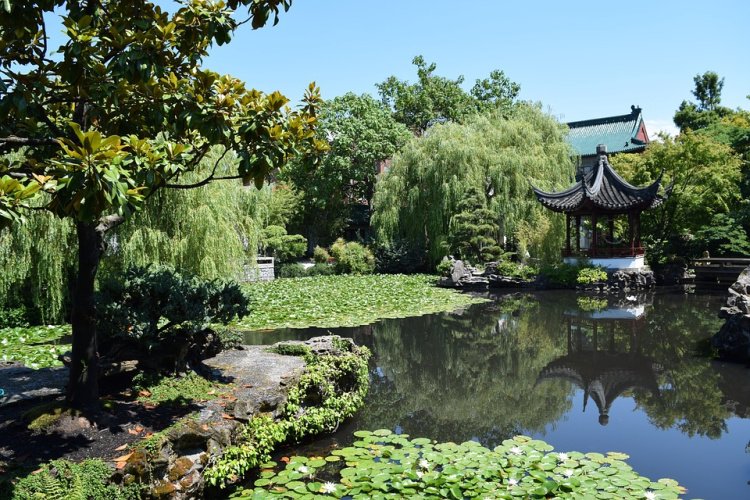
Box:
left=243, top=290, right=750, bottom=499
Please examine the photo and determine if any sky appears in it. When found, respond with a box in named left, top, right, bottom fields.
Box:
left=199, top=0, right=749, bottom=137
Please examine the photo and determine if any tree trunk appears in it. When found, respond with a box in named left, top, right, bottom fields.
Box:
left=67, top=221, right=104, bottom=410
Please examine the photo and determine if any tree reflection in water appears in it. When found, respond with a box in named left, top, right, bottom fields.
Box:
left=244, top=290, right=744, bottom=442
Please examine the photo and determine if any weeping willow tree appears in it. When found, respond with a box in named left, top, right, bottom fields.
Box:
left=372, top=104, right=576, bottom=267
left=0, top=208, right=76, bottom=323
left=103, top=148, right=302, bottom=280
left=0, top=149, right=301, bottom=323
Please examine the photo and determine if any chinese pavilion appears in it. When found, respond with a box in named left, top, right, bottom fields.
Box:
left=532, top=144, right=670, bottom=270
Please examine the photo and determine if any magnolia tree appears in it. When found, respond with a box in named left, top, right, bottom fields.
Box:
left=0, top=0, right=325, bottom=409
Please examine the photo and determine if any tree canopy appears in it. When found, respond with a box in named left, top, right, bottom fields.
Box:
left=377, top=56, right=520, bottom=134
left=0, top=0, right=323, bottom=407
left=281, top=92, right=411, bottom=245
left=372, top=104, right=575, bottom=267
left=612, top=132, right=743, bottom=260
left=673, top=71, right=735, bottom=132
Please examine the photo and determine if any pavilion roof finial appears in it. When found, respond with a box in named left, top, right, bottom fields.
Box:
left=596, top=144, right=607, bottom=156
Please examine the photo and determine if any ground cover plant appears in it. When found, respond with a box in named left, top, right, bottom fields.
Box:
left=236, top=274, right=487, bottom=330
left=235, top=431, right=684, bottom=499
left=205, top=337, right=371, bottom=489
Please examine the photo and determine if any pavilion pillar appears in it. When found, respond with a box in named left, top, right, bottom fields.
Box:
left=565, top=215, right=571, bottom=256
left=634, top=212, right=642, bottom=249
left=628, top=212, right=635, bottom=254
left=592, top=214, right=598, bottom=257
left=575, top=216, right=581, bottom=253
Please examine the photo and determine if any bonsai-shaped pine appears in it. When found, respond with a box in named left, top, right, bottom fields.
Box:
left=447, top=187, right=503, bottom=264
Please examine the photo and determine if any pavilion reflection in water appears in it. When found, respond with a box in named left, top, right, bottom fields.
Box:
left=537, top=294, right=662, bottom=425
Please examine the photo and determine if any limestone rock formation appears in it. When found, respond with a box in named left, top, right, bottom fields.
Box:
left=712, top=267, right=750, bottom=363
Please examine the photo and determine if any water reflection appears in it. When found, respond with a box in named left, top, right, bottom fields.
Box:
left=244, top=290, right=750, bottom=497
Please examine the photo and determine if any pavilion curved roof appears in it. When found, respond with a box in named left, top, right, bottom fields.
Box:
left=532, top=154, right=670, bottom=213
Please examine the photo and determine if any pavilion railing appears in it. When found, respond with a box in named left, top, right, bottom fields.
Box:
left=562, top=247, right=645, bottom=258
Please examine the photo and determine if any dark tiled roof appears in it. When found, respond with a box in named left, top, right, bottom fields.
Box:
left=567, top=106, right=648, bottom=156
left=532, top=154, right=668, bottom=213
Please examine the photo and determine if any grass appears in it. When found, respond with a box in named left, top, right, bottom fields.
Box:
left=235, top=273, right=487, bottom=331
left=133, top=372, right=232, bottom=407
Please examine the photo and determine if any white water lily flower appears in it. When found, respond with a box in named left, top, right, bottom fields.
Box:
left=419, top=458, right=430, bottom=469
left=18, top=337, right=25, bottom=343
left=1, top=338, right=7, bottom=345
left=508, top=478, right=519, bottom=486
left=416, top=470, right=424, bottom=478
left=47, top=325, right=55, bottom=329
left=563, top=469, right=575, bottom=477
left=557, top=452, right=569, bottom=461
left=321, top=482, right=336, bottom=494
left=509, top=446, right=523, bottom=455
left=297, top=465, right=309, bottom=474
left=644, top=492, right=657, bottom=500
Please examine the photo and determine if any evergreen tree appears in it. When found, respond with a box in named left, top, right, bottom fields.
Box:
left=447, top=187, right=502, bottom=263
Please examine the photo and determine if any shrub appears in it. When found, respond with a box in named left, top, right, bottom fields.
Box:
left=539, top=262, right=580, bottom=287
left=493, top=260, right=538, bottom=280
left=436, top=258, right=453, bottom=276
left=96, top=265, right=249, bottom=372
left=577, top=266, right=608, bottom=284
left=278, top=262, right=307, bottom=278
left=312, top=245, right=331, bottom=264
left=260, top=225, right=307, bottom=263
left=0, top=307, right=29, bottom=328
left=306, top=263, right=335, bottom=276
left=372, top=239, right=428, bottom=274
left=329, top=238, right=375, bottom=275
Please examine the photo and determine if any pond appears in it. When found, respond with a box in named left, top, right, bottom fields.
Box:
left=243, top=290, right=750, bottom=499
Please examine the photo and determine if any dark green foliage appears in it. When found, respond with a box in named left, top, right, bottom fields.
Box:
left=10, top=458, right=140, bottom=500
left=278, top=262, right=307, bottom=278
left=435, top=259, right=453, bottom=276
left=493, top=260, right=538, bottom=280
left=447, top=187, right=503, bottom=263
left=539, top=263, right=581, bottom=288
left=329, top=238, right=375, bottom=275
left=261, top=225, right=307, bottom=264
left=373, top=239, right=428, bottom=274
left=693, top=213, right=750, bottom=256
left=281, top=93, right=411, bottom=244
left=674, top=71, right=733, bottom=131
left=96, top=265, right=249, bottom=371
left=377, top=56, right=520, bottom=134
left=305, top=263, right=336, bottom=276
left=268, top=342, right=311, bottom=357
left=0, top=306, right=28, bottom=328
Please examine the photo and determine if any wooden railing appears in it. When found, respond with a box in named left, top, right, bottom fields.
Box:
left=692, top=257, right=750, bottom=290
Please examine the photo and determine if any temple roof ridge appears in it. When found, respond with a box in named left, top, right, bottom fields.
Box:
left=531, top=153, right=667, bottom=214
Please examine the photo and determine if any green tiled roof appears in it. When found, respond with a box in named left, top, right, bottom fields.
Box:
left=567, top=107, right=647, bottom=157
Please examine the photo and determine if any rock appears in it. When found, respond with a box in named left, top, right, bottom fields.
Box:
left=438, top=259, right=488, bottom=289
left=120, top=335, right=361, bottom=499
left=713, top=267, right=750, bottom=363
left=488, top=275, right=528, bottom=288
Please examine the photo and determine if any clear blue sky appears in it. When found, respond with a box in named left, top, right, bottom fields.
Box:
left=201, top=0, right=749, bottom=136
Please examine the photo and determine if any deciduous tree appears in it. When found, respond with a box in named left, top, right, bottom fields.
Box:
left=377, top=56, right=520, bottom=134
left=0, top=0, right=324, bottom=408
